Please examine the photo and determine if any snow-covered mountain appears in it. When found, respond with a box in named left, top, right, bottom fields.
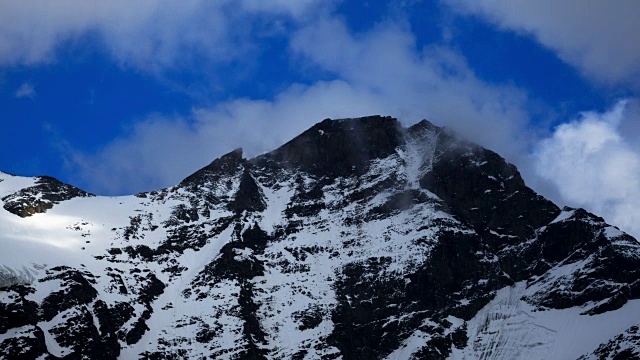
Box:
left=1, top=116, right=640, bottom=359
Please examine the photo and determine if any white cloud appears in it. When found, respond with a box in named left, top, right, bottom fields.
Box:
left=534, top=100, right=640, bottom=238
left=290, top=18, right=534, bottom=157
left=15, top=82, right=36, bottom=99
left=66, top=18, right=535, bottom=195
left=0, top=0, right=328, bottom=71
left=65, top=80, right=383, bottom=194
left=240, top=0, right=332, bottom=19
left=446, top=0, right=640, bottom=85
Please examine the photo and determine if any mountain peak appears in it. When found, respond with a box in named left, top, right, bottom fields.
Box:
left=178, top=147, right=245, bottom=188
left=3, top=115, right=640, bottom=359
left=408, top=118, right=440, bottom=133
left=1, top=175, right=93, bottom=217
left=255, top=115, right=404, bottom=177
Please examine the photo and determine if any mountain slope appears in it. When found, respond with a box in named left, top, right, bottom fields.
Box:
left=1, top=116, right=639, bottom=359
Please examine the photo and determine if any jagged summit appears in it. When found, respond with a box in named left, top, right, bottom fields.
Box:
left=179, top=147, right=245, bottom=188
left=408, top=118, right=441, bottom=134
left=1, top=116, right=639, bottom=359
left=1, top=174, right=93, bottom=217
left=183, top=116, right=437, bottom=187
left=255, top=115, right=405, bottom=177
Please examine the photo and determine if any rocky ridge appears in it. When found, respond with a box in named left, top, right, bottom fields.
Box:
left=0, top=116, right=639, bottom=359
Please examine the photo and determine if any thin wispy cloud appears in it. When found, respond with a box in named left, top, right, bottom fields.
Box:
left=15, top=82, right=36, bottom=99
left=447, top=0, right=640, bottom=86
left=0, top=0, right=331, bottom=72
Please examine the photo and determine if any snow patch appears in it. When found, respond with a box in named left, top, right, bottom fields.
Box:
left=551, top=209, right=575, bottom=224
left=450, top=283, right=640, bottom=360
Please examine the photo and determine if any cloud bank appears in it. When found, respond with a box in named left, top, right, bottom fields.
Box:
left=447, top=0, right=640, bottom=86
left=65, top=18, right=534, bottom=196
left=0, top=0, right=330, bottom=71
left=535, top=100, right=640, bottom=236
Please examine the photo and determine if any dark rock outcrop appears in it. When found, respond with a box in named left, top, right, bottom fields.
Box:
left=255, top=116, right=404, bottom=177
left=2, top=176, right=93, bottom=217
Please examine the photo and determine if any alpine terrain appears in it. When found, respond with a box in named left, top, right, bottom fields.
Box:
left=2, top=116, right=640, bottom=360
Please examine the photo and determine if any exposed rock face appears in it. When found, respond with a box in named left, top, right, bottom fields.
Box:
left=416, top=121, right=559, bottom=241
left=255, top=116, right=404, bottom=177
left=1, top=116, right=639, bottom=359
left=580, top=324, right=640, bottom=359
left=2, top=175, right=93, bottom=217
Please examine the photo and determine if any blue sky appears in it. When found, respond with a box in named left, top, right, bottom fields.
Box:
left=1, top=1, right=640, bottom=236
